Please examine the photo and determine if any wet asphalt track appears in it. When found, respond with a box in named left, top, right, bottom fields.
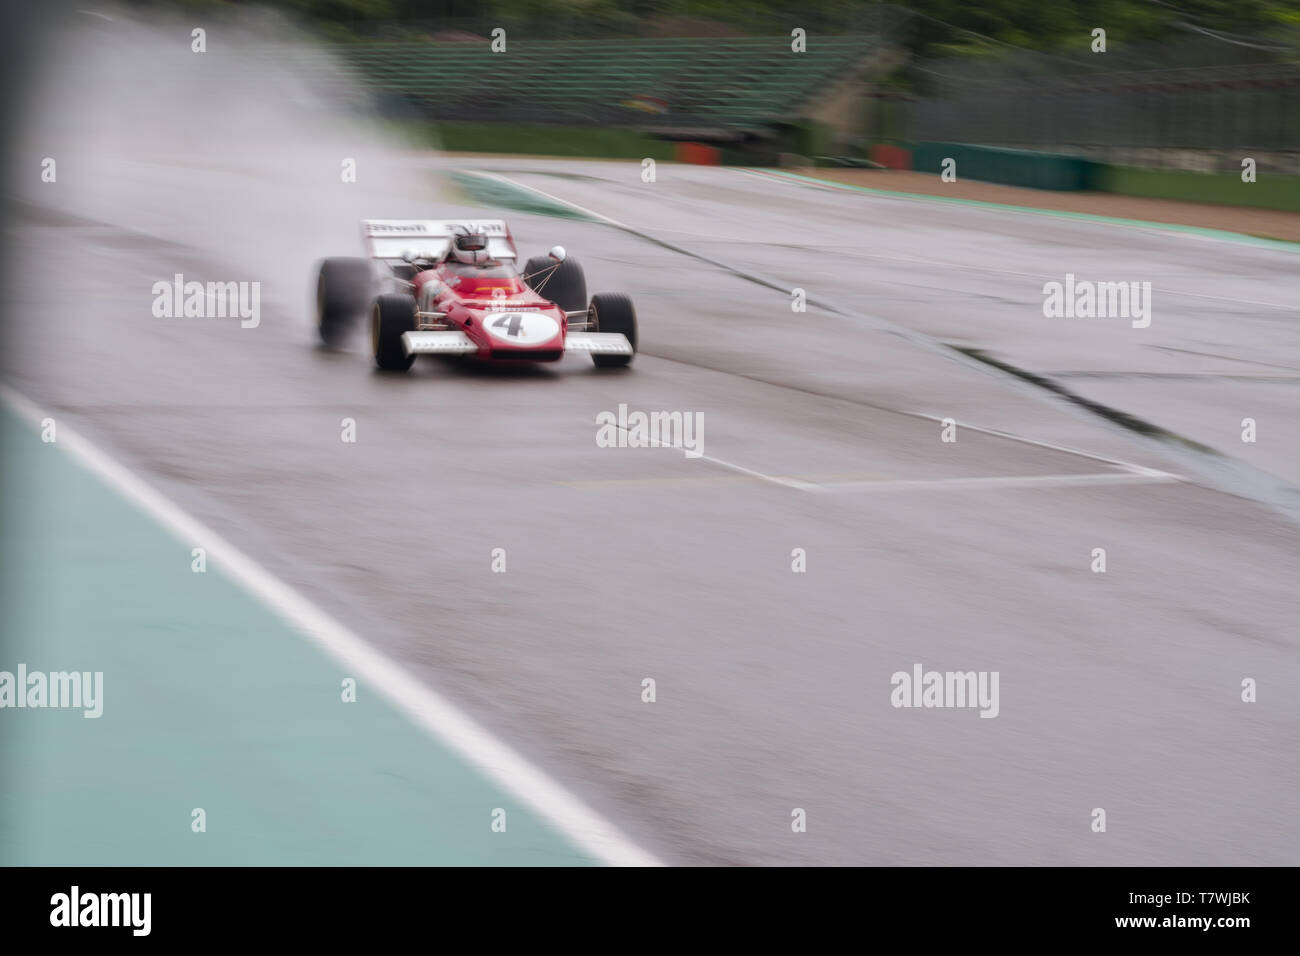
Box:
left=3, top=18, right=1298, bottom=865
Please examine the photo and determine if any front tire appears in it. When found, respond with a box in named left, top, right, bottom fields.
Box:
left=371, top=294, right=416, bottom=371
left=524, top=255, right=587, bottom=312
left=316, top=257, right=371, bottom=347
left=589, top=292, right=637, bottom=368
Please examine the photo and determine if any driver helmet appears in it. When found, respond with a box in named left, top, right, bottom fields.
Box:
left=449, top=227, right=492, bottom=266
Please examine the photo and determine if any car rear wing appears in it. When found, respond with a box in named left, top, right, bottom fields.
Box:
left=361, top=220, right=517, bottom=263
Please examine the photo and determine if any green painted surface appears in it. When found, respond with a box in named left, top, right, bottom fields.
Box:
left=415, top=121, right=676, bottom=160
left=447, top=170, right=597, bottom=221
left=1097, top=165, right=1300, bottom=213
left=898, top=142, right=1300, bottom=212
left=0, top=410, right=595, bottom=865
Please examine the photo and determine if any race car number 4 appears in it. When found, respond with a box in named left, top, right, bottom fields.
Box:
left=483, top=311, right=560, bottom=346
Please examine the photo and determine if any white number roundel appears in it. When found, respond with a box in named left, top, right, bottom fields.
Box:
left=483, top=311, right=560, bottom=345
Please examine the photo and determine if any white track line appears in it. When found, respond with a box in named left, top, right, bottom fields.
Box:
left=609, top=423, right=818, bottom=491
left=695, top=451, right=820, bottom=491
left=1, top=384, right=663, bottom=868
left=610, top=412, right=1175, bottom=493
left=815, top=472, right=1180, bottom=493
left=919, top=418, right=1177, bottom=479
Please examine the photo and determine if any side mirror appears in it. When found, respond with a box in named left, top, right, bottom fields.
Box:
left=548, top=245, right=567, bottom=263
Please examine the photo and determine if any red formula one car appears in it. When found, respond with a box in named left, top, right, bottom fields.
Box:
left=314, top=219, right=636, bottom=371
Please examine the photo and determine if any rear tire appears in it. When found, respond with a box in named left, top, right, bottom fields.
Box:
left=524, top=255, right=587, bottom=312
left=589, top=292, right=637, bottom=368
left=316, top=257, right=371, bottom=347
left=371, top=293, right=416, bottom=371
